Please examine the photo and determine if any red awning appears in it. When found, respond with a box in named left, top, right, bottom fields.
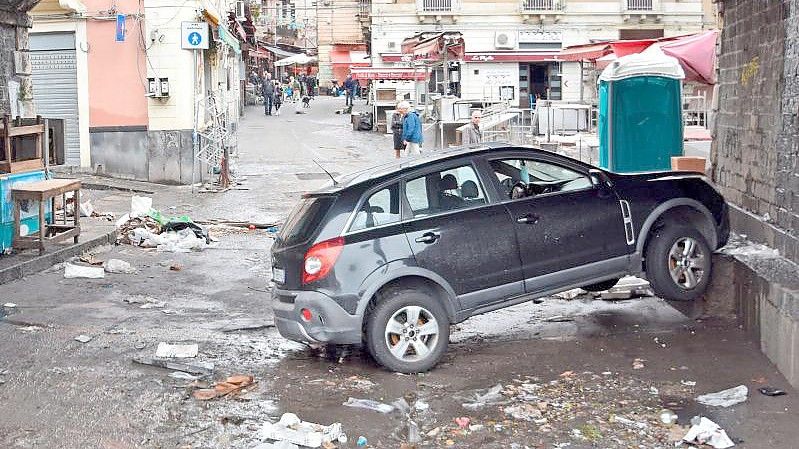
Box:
left=657, top=30, right=719, bottom=84
left=330, top=48, right=370, bottom=66
left=465, top=52, right=557, bottom=63
left=401, top=32, right=465, bottom=62
left=350, top=67, right=428, bottom=81
left=556, top=42, right=612, bottom=61
left=610, top=39, right=656, bottom=57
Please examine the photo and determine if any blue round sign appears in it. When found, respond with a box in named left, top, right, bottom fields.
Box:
left=188, top=31, right=202, bottom=46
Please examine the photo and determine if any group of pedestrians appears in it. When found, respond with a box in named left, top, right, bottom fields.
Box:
left=251, top=72, right=317, bottom=116
left=390, top=102, right=482, bottom=158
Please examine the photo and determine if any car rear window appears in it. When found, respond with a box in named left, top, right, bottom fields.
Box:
left=277, top=196, right=336, bottom=246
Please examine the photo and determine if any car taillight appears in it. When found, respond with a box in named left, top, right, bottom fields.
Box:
left=302, top=237, right=344, bottom=285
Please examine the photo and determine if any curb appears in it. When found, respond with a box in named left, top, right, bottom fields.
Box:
left=0, top=229, right=117, bottom=285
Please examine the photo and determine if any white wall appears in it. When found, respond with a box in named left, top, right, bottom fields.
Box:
left=460, top=62, right=520, bottom=106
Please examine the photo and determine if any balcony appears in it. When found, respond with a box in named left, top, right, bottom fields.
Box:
left=626, top=0, right=652, bottom=10
left=622, top=0, right=661, bottom=21
left=520, top=0, right=562, bottom=23
left=416, top=0, right=460, bottom=19
left=358, top=0, right=371, bottom=16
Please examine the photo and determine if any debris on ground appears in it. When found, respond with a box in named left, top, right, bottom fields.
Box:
left=219, top=318, right=275, bottom=333
left=74, top=334, right=92, bottom=343
left=132, top=357, right=213, bottom=375
left=169, top=262, right=183, bottom=271
left=356, top=435, right=367, bottom=447
left=682, top=416, right=735, bottom=448
left=104, top=259, right=136, bottom=274
left=696, top=385, right=748, bottom=407
left=155, top=342, right=199, bottom=358
left=3, top=303, right=16, bottom=308
left=461, top=384, right=506, bottom=410
left=454, top=417, right=471, bottom=429
left=168, top=371, right=199, bottom=381
left=192, top=374, right=256, bottom=401
left=259, top=413, right=344, bottom=448
left=116, top=196, right=210, bottom=252
left=632, top=358, right=646, bottom=370
left=64, top=263, right=105, bottom=279
left=758, top=387, right=787, bottom=397
left=659, top=409, right=678, bottom=424
left=342, top=397, right=394, bottom=413
left=79, top=253, right=104, bottom=266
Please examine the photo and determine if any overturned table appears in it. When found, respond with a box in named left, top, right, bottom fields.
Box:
left=12, top=178, right=81, bottom=255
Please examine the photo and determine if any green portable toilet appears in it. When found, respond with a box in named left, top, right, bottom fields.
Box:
left=598, top=50, right=685, bottom=172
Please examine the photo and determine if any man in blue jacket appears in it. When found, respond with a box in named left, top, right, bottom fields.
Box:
left=343, top=74, right=356, bottom=106
left=398, top=101, right=422, bottom=155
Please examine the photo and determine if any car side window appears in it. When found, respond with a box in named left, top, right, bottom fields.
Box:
left=349, top=184, right=401, bottom=231
left=405, top=164, right=486, bottom=217
left=490, top=158, right=592, bottom=199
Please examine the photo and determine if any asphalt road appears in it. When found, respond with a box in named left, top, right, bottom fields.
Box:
left=0, top=97, right=796, bottom=449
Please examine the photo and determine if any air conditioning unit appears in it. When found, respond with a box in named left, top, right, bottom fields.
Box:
left=494, top=31, right=517, bottom=50
left=387, top=41, right=396, bottom=49
left=235, top=1, right=246, bottom=20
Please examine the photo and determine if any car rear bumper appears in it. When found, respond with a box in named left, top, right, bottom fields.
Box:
left=271, top=287, right=362, bottom=345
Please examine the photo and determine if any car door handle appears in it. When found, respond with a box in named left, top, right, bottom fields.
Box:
left=415, top=232, right=440, bottom=244
left=516, top=214, right=539, bottom=224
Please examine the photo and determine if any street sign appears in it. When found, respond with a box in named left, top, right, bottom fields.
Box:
left=181, top=22, right=209, bottom=50
left=115, top=14, right=126, bottom=42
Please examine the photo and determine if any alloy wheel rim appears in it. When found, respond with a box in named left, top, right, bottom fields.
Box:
left=384, top=305, right=439, bottom=362
left=668, top=237, right=705, bottom=289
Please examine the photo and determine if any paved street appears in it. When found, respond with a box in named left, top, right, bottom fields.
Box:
left=1, top=97, right=798, bottom=449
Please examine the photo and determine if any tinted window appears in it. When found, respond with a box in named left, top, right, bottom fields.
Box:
left=349, top=184, right=401, bottom=231
left=491, top=158, right=592, bottom=199
left=405, top=165, right=486, bottom=217
left=278, top=196, right=336, bottom=246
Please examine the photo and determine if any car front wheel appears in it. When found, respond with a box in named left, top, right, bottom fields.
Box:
left=365, top=287, right=450, bottom=373
left=645, top=226, right=712, bottom=301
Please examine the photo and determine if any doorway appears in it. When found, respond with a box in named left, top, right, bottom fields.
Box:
left=519, top=62, right=561, bottom=108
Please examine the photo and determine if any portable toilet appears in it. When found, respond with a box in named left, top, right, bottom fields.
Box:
left=598, top=49, right=685, bottom=172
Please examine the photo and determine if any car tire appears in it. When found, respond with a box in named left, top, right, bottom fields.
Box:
left=581, top=278, right=620, bottom=292
left=365, top=287, right=450, bottom=373
left=645, top=225, right=712, bottom=301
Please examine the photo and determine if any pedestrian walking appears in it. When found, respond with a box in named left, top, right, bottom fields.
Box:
left=344, top=74, right=356, bottom=106
left=461, top=110, right=483, bottom=145
left=398, top=101, right=423, bottom=156
left=306, top=76, right=316, bottom=97
left=284, top=83, right=293, bottom=103
left=262, top=78, right=274, bottom=115
left=391, top=106, right=405, bottom=159
left=292, top=77, right=301, bottom=102
left=273, top=82, right=284, bottom=116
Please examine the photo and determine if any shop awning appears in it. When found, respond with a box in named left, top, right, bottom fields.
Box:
left=401, top=32, right=465, bottom=62
left=464, top=51, right=558, bottom=63
left=263, top=45, right=299, bottom=58
left=350, top=67, right=428, bottom=81
left=331, top=49, right=370, bottom=66
left=610, top=39, right=657, bottom=57
left=556, top=42, right=612, bottom=62
left=249, top=48, right=271, bottom=59
left=275, top=54, right=317, bottom=66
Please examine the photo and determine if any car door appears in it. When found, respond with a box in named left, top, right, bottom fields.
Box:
left=488, top=155, right=632, bottom=294
left=402, top=160, right=524, bottom=310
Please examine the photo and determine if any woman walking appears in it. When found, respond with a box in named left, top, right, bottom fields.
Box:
left=391, top=106, right=405, bottom=158
left=273, top=82, right=284, bottom=116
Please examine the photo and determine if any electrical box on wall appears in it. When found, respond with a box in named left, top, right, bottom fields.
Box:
left=147, top=77, right=170, bottom=98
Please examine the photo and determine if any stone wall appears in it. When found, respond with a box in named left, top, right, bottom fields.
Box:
left=712, top=0, right=799, bottom=263
left=0, top=5, right=35, bottom=117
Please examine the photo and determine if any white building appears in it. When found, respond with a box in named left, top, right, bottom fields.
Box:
left=369, top=0, right=716, bottom=107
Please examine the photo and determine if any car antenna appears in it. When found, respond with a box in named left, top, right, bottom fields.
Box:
left=314, top=160, right=339, bottom=186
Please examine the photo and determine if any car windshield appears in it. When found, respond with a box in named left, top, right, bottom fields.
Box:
left=277, top=196, right=336, bottom=246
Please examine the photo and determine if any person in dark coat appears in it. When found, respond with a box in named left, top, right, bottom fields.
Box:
left=272, top=82, right=283, bottom=116
left=391, top=105, right=405, bottom=159
left=343, top=75, right=356, bottom=106
left=262, top=78, right=274, bottom=115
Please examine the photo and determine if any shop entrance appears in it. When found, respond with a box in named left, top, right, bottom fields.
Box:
left=519, top=62, right=561, bottom=108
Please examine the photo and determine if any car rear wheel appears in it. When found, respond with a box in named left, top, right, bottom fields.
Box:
left=581, top=278, right=620, bottom=292
left=365, top=287, right=450, bottom=373
left=645, top=226, right=712, bottom=301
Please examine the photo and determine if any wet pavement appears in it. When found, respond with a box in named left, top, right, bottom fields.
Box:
left=0, top=97, right=797, bottom=449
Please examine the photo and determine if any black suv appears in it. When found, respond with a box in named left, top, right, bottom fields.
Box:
left=271, top=145, right=729, bottom=373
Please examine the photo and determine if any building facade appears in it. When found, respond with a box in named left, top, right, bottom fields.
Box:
left=316, top=0, right=368, bottom=85
left=369, top=0, right=715, bottom=107
left=28, top=0, right=245, bottom=184
left=1, top=0, right=41, bottom=119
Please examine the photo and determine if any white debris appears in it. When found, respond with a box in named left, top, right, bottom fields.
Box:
left=696, top=385, right=748, bottom=407
left=129, top=228, right=207, bottom=252
left=259, top=413, right=343, bottom=448
left=155, top=342, right=198, bottom=358
left=74, top=334, right=92, bottom=343
left=342, top=397, right=394, bottom=413
left=130, top=195, right=153, bottom=218
left=3, top=303, right=16, bottom=308
left=683, top=416, right=735, bottom=448
left=64, top=263, right=105, bottom=279
left=462, top=384, right=506, bottom=410
left=104, top=259, right=136, bottom=274
left=169, top=371, right=199, bottom=381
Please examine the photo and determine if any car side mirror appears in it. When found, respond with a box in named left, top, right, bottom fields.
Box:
left=588, top=169, right=613, bottom=190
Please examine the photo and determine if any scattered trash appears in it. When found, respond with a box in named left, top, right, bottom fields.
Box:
left=414, top=400, right=429, bottom=412
left=18, top=325, right=43, bottom=332
left=681, top=380, right=697, bottom=387
left=139, top=301, right=166, bottom=309
left=74, top=334, right=92, bottom=343
left=504, top=404, right=543, bottom=421
left=454, top=417, right=471, bottom=429
left=168, top=371, right=198, bottom=381
left=79, top=254, right=104, bottom=266
left=632, top=358, right=646, bottom=370
left=3, top=303, right=16, bottom=308
left=132, top=357, right=213, bottom=375
left=169, top=263, right=183, bottom=271
left=758, top=387, right=787, bottom=397
left=64, top=263, right=105, bottom=279
left=259, top=413, right=344, bottom=448
left=613, top=416, right=648, bottom=429
left=462, top=384, right=506, bottom=409
left=342, top=397, right=394, bottom=413
left=130, top=195, right=153, bottom=218
left=649, top=386, right=659, bottom=395
left=659, top=409, right=678, bottom=425
left=192, top=374, right=255, bottom=401
left=682, top=416, right=735, bottom=448
left=544, top=315, right=574, bottom=323
left=356, top=436, right=367, bottom=447
left=155, top=342, right=198, bottom=358
left=696, top=385, right=748, bottom=407
left=104, top=259, right=135, bottom=274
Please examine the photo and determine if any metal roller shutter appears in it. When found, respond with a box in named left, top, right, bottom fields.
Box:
left=30, top=33, right=80, bottom=165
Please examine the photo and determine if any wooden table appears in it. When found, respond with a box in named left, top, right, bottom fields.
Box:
left=12, top=179, right=81, bottom=255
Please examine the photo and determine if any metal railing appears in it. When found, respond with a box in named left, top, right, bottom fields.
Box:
left=358, top=0, right=371, bottom=15
left=627, top=0, right=653, bottom=10
left=420, top=0, right=454, bottom=12
left=522, top=0, right=556, bottom=11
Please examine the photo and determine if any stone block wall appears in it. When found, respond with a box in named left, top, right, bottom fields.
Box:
left=712, top=0, right=799, bottom=263
left=0, top=6, right=35, bottom=118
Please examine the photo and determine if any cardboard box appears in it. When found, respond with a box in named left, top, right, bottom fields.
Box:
left=671, top=156, right=707, bottom=174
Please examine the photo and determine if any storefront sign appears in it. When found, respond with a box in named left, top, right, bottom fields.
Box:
left=464, top=52, right=556, bottom=62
